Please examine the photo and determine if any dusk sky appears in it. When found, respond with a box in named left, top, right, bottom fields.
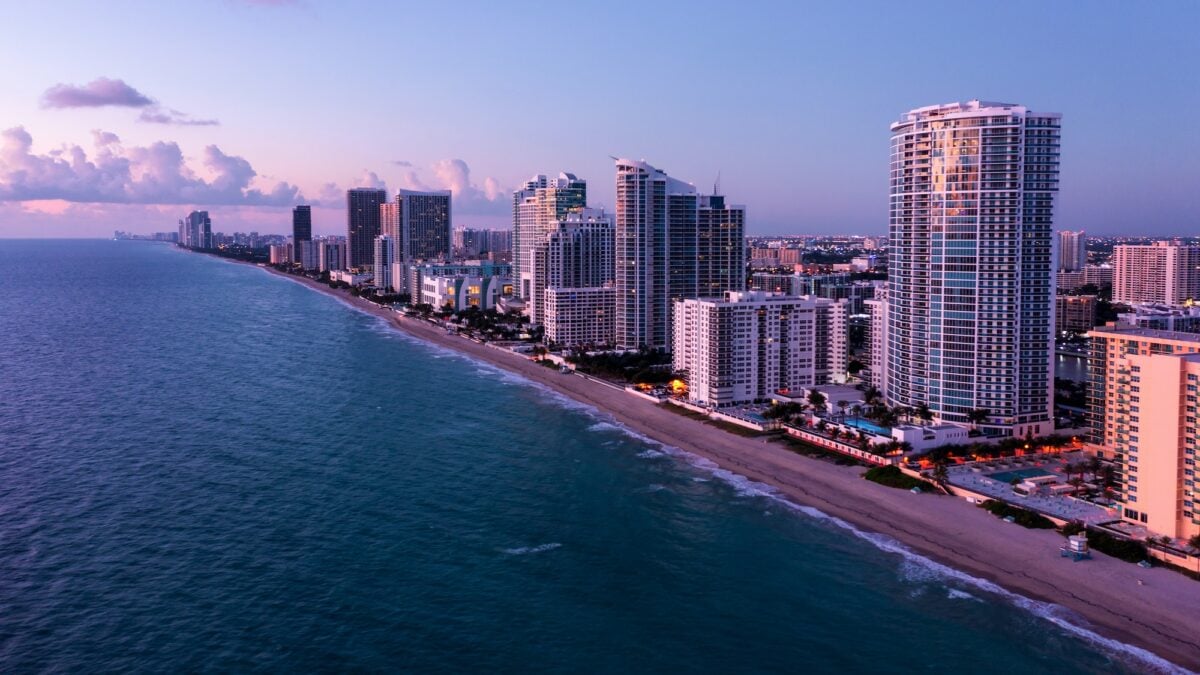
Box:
left=1, top=0, right=1196, bottom=237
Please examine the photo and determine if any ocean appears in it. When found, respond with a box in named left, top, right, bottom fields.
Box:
left=0, top=240, right=1175, bottom=672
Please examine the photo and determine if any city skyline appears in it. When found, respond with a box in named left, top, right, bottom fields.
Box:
left=1, top=1, right=1197, bottom=238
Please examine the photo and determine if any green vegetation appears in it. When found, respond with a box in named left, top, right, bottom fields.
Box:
left=863, top=465, right=933, bottom=491
left=658, top=403, right=774, bottom=437
left=1087, top=530, right=1149, bottom=563
left=979, top=500, right=1056, bottom=529
left=568, top=348, right=673, bottom=383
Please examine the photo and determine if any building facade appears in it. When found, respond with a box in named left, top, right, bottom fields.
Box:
left=397, top=189, right=452, bottom=263
left=347, top=188, right=386, bottom=270
left=865, top=283, right=889, bottom=395
left=420, top=274, right=511, bottom=311
left=528, top=208, right=613, bottom=326
left=318, top=240, right=345, bottom=273
left=1112, top=242, right=1200, bottom=306
left=512, top=173, right=588, bottom=304
left=293, top=205, right=312, bottom=250
left=1057, top=230, right=1086, bottom=272
left=1087, top=326, right=1200, bottom=539
left=887, top=100, right=1058, bottom=436
left=671, top=291, right=848, bottom=407
left=373, top=235, right=395, bottom=291
left=1117, top=303, right=1200, bottom=334
left=544, top=287, right=616, bottom=349
left=1057, top=264, right=1113, bottom=293
left=1055, top=294, right=1097, bottom=333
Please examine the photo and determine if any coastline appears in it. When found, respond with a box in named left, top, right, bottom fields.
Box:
left=258, top=263, right=1199, bottom=672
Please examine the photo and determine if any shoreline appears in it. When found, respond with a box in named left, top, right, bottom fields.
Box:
left=255, top=261, right=1198, bottom=672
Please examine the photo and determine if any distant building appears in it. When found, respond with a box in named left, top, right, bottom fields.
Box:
left=1057, top=264, right=1113, bottom=293
left=1112, top=242, right=1200, bottom=306
left=269, top=244, right=292, bottom=264
left=347, top=188, right=386, bottom=269
left=318, top=240, right=346, bottom=272
left=373, top=235, right=396, bottom=291
left=1055, top=295, right=1097, bottom=333
left=297, top=240, right=321, bottom=271
left=1057, top=230, right=1086, bottom=272
left=749, top=272, right=876, bottom=313
left=887, top=100, right=1058, bottom=436
left=1117, top=303, right=1200, bottom=334
left=293, top=205, right=312, bottom=249
left=864, top=283, right=889, bottom=396
left=544, top=287, right=616, bottom=349
left=182, top=210, right=212, bottom=249
left=398, top=189, right=452, bottom=263
left=1087, top=325, right=1200, bottom=539
left=696, top=194, right=747, bottom=298
left=672, top=291, right=848, bottom=407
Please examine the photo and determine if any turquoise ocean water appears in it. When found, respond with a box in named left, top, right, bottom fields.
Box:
left=0, top=240, right=1180, bottom=672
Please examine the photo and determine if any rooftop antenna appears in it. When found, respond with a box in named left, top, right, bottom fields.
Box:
left=713, top=170, right=721, bottom=196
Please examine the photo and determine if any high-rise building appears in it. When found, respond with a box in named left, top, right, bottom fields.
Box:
left=1057, top=230, right=1086, bottom=272
left=864, top=283, right=889, bottom=396
left=293, top=205, right=312, bottom=249
left=182, top=210, right=212, bottom=249
left=512, top=173, right=588, bottom=303
left=672, top=291, right=848, bottom=407
left=347, top=188, right=387, bottom=270
left=374, top=235, right=396, bottom=291
left=1112, top=242, right=1200, bottom=306
left=1086, top=326, right=1200, bottom=539
left=887, top=101, right=1059, bottom=436
left=396, top=189, right=452, bottom=263
left=297, top=240, right=321, bottom=271
left=697, top=195, right=747, bottom=297
left=614, top=159, right=742, bottom=351
left=544, top=287, right=617, bottom=349
left=318, top=240, right=346, bottom=273
left=529, top=208, right=613, bottom=326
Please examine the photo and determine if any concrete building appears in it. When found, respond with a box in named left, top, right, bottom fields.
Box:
left=405, top=261, right=512, bottom=303
left=864, top=283, right=889, bottom=395
left=1117, top=303, right=1200, bottom=334
left=1112, top=242, right=1200, bottom=306
left=318, top=240, right=345, bottom=273
left=529, top=208, right=613, bottom=326
left=544, top=287, right=616, bottom=349
left=672, top=291, right=848, bottom=407
left=182, top=210, right=211, bottom=249
left=1057, top=230, right=1086, bottom=272
left=373, top=235, right=396, bottom=291
left=1055, top=295, right=1098, bottom=333
left=512, top=173, right=587, bottom=304
left=397, top=189, right=452, bottom=264
left=297, top=239, right=321, bottom=271
left=347, top=188, right=386, bottom=270
left=887, top=100, right=1058, bottom=437
left=1057, top=264, right=1114, bottom=293
left=1087, top=326, right=1200, bottom=539
left=269, top=244, right=292, bottom=265
left=420, top=274, right=511, bottom=311
left=614, top=159, right=744, bottom=351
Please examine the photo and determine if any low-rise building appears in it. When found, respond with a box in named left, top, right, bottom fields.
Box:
left=1117, top=303, right=1200, bottom=334
left=420, top=274, right=511, bottom=311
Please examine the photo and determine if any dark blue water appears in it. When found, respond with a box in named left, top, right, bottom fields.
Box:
left=0, top=240, right=1174, bottom=672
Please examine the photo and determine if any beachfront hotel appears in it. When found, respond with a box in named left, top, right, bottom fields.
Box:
left=671, top=291, right=848, bottom=407
left=1087, top=325, right=1200, bottom=539
left=512, top=173, right=588, bottom=307
left=347, top=188, right=386, bottom=270
left=614, top=158, right=746, bottom=351
left=1111, top=242, right=1200, bottom=306
left=887, top=100, right=1059, bottom=437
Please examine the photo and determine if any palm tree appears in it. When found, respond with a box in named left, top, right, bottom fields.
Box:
left=863, top=385, right=881, bottom=406
left=836, top=400, right=849, bottom=422
left=807, top=390, right=827, bottom=416
left=916, top=403, right=933, bottom=426
left=967, top=408, right=990, bottom=432
left=850, top=404, right=863, bottom=424
left=1188, top=534, right=1200, bottom=551
left=932, top=461, right=949, bottom=487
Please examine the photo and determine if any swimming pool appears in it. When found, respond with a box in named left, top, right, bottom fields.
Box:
left=988, top=467, right=1053, bottom=484
left=843, top=418, right=891, bottom=436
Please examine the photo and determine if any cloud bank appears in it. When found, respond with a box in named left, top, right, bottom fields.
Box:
left=0, top=127, right=299, bottom=206
left=395, top=159, right=507, bottom=216
left=40, top=77, right=219, bottom=126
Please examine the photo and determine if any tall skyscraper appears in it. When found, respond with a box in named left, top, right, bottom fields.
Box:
left=293, top=205, right=312, bottom=249
left=1057, top=229, right=1086, bottom=272
left=183, top=210, right=211, bottom=249
left=1112, top=241, right=1200, bottom=306
left=512, top=173, right=587, bottom=302
left=887, top=100, right=1059, bottom=436
left=390, top=189, right=452, bottom=264
left=614, top=159, right=742, bottom=351
left=347, top=188, right=387, bottom=270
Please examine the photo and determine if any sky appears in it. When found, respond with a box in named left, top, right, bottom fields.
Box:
left=0, top=0, right=1196, bottom=238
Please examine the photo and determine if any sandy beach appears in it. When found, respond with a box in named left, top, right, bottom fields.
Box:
left=263, top=264, right=1199, bottom=672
